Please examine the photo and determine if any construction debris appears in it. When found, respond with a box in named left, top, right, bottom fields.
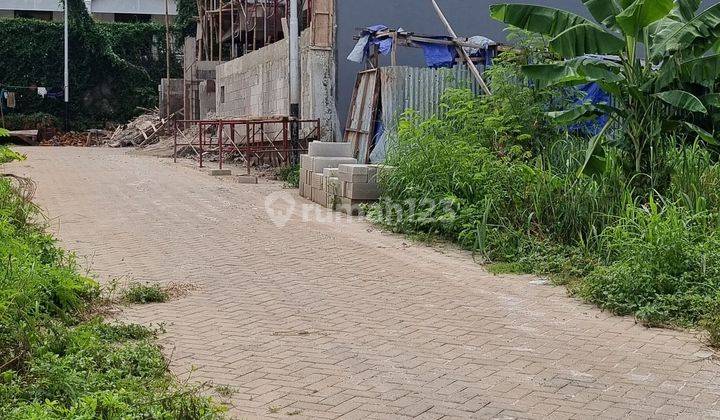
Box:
left=40, top=131, right=111, bottom=147
left=108, top=109, right=178, bottom=148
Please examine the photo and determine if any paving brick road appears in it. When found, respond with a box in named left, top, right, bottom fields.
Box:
left=7, top=147, right=720, bottom=419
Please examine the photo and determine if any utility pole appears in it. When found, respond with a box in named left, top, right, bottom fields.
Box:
left=164, top=0, right=172, bottom=119
left=288, top=0, right=301, bottom=163
left=64, top=0, right=70, bottom=132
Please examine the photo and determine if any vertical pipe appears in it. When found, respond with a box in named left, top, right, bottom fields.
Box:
left=199, top=122, right=204, bottom=168
left=245, top=123, right=251, bottom=175
left=164, top=0, right=172, bottom=119
left=64, top=0, right=69, bottom=131
left=283, top=118, right=289, bottom=164
left=173, top=120, right=178, bottom=163
left=289, top=0, right=301, bottom=163
left=218, top=121, right=223, bottom=170
left=219, top=0, right=223, bottom=62
left=230, top=0, right=235, bottom=58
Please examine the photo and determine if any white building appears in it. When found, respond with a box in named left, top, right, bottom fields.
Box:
left=0, top=0, right=177, bottom=23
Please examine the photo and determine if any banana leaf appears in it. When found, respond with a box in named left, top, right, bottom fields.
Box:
left=651, top=3, right=720, bottom=59
left=615, top=0, right=674, bottom=37
left=522, top=56, right=622, bottom=86
left=489, top=4, right=591, bottom=37
left=549, top=24, right=626, bottom=57
left=675, top=0, right=703, bottom=21
left=654, top=90, right=708, bottom=113
left=678, top=54, right=720, bottom=88
left=547, top=104, right=604, bottom=124
left=581, top=0, right=623, bottom=28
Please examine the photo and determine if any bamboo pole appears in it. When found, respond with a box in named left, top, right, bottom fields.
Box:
left=429, top=0, right=491, bottom=95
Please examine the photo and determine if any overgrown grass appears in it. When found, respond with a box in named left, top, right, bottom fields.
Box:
left=0, top=176, right=224, bottom=418
left=122, top=282, right=170, bottom=304
left=370, top=59, right=720, bottom=346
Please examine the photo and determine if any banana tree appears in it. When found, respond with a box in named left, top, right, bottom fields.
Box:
left=490, top=1, right=720, bottom=176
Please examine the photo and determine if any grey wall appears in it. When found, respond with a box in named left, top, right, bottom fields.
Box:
left=335, top=0, right=717, bottom=130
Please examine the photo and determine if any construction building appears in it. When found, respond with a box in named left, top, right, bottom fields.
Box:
left=176, top=0, right=604, bottom=132
left=0, top=0, right=177, bottom=23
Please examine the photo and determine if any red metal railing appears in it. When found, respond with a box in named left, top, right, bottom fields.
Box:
left=173, top=117, right=321, bottom=173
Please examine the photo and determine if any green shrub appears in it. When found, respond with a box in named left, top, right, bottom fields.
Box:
left=0, top=147, right=26, bottom=165
left=578, top=199, right=720, bottom=328
left=0, top=177, right=224, bottom=418
left=122, top=283, right=170, bottom=304
left=371, top=68, right=720, bottom=344
left=278, top=164, right=300, bottom=188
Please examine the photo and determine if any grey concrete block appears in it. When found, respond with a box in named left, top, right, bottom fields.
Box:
left=207, top=169, right=232, bottom=176
left=300, top=155, right=314, bottom=170
left=311, top=172, right=324, bottom=189
left=302, top=183, right=312, bottom=199
left=324, top=176, right=341, bottom=194
left=338, top=164, right=370, bottom=175
left=309, top=142, right=353, bottom=158
left=322, top=167, right=339, bottom=178
left=338, top=171, right=368, bottom=183
left=335, top=196, right=373, bottom=216
left=236, top=175, right=258, bottom=184
left=344, top=182, right=380, bottom=200
left=312, top=157, right=357, bottom=173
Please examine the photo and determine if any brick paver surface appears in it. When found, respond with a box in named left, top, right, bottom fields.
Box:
left=7, top=147, right=720, bottom=419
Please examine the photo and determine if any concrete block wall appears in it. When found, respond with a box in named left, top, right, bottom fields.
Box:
left=216, top=29, right=337, bottom=141
left=198, top=80, right=216, bottom=118
left=158, top=78, right=184, bottom=118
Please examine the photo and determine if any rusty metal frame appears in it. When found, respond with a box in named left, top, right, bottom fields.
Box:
left=174, top=117, right=320, bottom=174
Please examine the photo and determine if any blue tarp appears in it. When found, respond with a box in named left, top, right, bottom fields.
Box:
left=569, top=82, right=610, bottom=135
left=347, top=25, right=393, bottom=63
left=417, top=40, right=457, bottom=69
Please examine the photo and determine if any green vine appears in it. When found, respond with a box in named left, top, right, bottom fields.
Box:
left=0, top=0, right=181, bottom=130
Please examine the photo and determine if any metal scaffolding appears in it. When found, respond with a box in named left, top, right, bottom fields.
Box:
left=195, top=0, right=313, bottom=61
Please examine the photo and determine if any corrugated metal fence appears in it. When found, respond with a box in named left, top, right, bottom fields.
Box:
left=371, top=65, right=483, bottom=162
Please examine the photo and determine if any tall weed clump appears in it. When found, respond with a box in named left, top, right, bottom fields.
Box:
left=371, top=56, right=720, bottom=344
left=0, top=177, right=224, bottom=418
left=580, top=199, right=720, bottom=327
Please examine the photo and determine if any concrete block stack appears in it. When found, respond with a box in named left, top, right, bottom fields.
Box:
left=299, top=142, right=355, bottom=202
left=334, top=164, right=382, bottom=215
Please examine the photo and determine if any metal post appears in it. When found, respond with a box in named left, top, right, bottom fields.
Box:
left=173, top=120, right=178, bottom=163
left=218, top=121, right=224, bottom=170
left=230, top=0, right=235, bottom=58
left=289, top=0, right=301, bottom=163
left=199, top=122, right=204, bottom=168
left=245, top=123, right=251, bottom=175
left=64, top=0, right=70, bottom=132
left=164, top=0, right=172, bottom=119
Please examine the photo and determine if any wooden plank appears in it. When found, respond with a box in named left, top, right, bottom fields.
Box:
left=343, top=69, right=381, bottom=164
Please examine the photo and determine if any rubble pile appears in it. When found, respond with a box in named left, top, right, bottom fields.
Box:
left=108, top=110, right=174, bottom=148
left=40, top=132, right=102, bottom=147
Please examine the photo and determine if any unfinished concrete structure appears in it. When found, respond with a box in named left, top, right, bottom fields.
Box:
left=201, top=0, right=336, bottom=140
left=158, top=78, right=183, bottom=119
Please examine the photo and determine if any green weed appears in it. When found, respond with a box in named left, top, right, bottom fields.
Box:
left=0, top=177, right=225, bottom=418
left=373, top=57, right=720, bottom=345
left=122, top=282, right=170, bottom=304
left=278, top=164, right=300, bottom=188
